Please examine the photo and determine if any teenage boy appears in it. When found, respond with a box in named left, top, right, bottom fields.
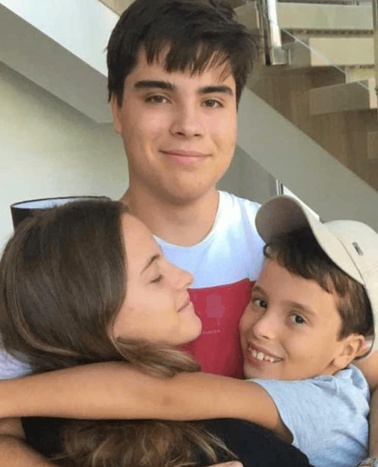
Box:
left=0, top=0, right=377, bottom=465
left=4, top=196, right=375, bottom=467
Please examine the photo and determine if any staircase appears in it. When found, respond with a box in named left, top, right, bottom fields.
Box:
left=233, top=0, right=378, bottom=192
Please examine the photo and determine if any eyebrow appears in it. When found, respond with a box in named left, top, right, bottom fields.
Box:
left=252, top=285, right=317, bottom=318
left=134, top=80, right=175, bottom=92
left=133, top=80, right=234, bottom=97
left=199, top=85, right=234, bottom=96
left=252, top=285, right=265, bottom=295
left=141, top=254, right=161, bottom=274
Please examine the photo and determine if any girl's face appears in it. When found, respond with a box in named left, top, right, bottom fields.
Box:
left=112, top=214, right=202, bottom=345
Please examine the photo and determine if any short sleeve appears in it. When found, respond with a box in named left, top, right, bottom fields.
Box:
left=0, top=349, right=31, bottom=379
left=251, top=368, right=369, bottom=467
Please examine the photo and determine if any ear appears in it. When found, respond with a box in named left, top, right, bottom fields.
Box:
left=332, top=334, right=367, bottom=370
left=110, top=93, right=123, bottom=134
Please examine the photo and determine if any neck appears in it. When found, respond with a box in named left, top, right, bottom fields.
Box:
left=120, top=188, right=220, bottom=246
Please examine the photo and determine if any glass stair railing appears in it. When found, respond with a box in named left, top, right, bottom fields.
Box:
left=235, top=0, right=378, bottom=191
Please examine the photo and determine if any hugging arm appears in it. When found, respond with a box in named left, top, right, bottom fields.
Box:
left=0, top=418, right=55, bottom=466
left=0, top=363, right=289, bottom=440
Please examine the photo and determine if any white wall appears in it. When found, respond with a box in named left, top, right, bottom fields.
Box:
left=217, top=146, right=277, bottom=203
left=0, top=63, right=128, bottom=249
left=0, top=0, right=117, bottom=75
left=237, top=88, right=378, bottom=230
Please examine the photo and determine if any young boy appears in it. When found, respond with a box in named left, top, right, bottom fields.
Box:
left=1, top=196, right=376, bottom=467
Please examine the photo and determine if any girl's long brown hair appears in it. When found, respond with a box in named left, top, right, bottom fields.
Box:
left=0, top=200, right=234, bottom=466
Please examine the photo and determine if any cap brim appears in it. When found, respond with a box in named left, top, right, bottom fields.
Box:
left=256, top=196, right=346, bottom=271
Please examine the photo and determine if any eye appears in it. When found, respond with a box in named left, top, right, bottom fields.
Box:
left=202, top=99, right=222, bottom=108
left=290, top=314, right=306, bottom=325
left=151, top=275, right=163, bottom=284
left=146, top=95, right=169, bottom=104
left=252, top=298, right=267, bottom=310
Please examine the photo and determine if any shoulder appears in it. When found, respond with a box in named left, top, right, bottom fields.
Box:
left=218, top=191, right=261, bottom=218
left=333, top=365, right=370, bottom=398
left=217, top=191, right=262, bottom=240
left=0, top=350, right=31, bottom=380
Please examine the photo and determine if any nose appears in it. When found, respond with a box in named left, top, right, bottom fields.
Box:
left=167, top=261, right=194, bottom=290
left=169, top=102, right=204, bottom=138
left=250, top=309, right=278, bottom=340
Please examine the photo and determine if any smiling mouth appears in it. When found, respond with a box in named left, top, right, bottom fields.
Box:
left=247, top=345, right=283, bottom=363
left=178, top=298, right=193, bottom=313
left=161, top=150, right=207, bottom=158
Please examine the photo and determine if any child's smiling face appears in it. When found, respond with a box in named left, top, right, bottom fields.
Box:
left=239, top=258, right=364, bottom=381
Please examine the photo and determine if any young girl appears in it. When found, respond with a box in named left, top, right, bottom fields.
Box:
left=0, top=199, right=310, bottom=467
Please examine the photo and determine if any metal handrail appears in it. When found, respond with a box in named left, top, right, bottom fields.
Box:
left=257, top=0, right=288, bottom=66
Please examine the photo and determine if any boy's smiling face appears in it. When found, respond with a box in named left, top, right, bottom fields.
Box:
left=111, top=50, right=237, bottom=206
left=239, top=258, right=363, bottom=381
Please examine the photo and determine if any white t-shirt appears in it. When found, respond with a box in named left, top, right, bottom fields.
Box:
left=157, top=191, right=264, bottom=377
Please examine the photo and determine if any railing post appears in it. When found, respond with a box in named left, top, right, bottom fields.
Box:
left=257, top=0, right=289, bottom=66
left=373, top=0, right=378, bottom=118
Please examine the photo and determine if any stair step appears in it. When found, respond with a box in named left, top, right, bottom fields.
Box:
left=368, top=132, right=378, bottom=160
left=235, top=3, right=372, bottom=33
left=287, top=37, right=374, bottom=67
left=277, top=3, right=372, bottom=32
left=309, top=78, right=377, bottom=114
left=345, top=68, right=376, bottom=83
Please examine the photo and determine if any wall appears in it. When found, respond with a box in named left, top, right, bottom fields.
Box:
left=0, top=0, right=117, bottom=123
left=0, top=63, right=127, bottom=249
left=217, top=146, right=277, bottom=203
left=237, top=88, right=378, bottom=230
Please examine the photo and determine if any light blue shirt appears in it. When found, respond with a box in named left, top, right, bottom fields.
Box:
left=251, top=365, right=370, bottom=467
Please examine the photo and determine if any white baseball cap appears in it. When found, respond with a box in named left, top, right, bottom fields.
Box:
left=255, top=195, right=378, bottom=352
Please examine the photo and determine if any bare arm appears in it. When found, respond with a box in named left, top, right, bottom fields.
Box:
left=356, top=350, right=378, bottom=456
left=0, top=363, right=290, bottom=440
left=0, top=418, right=54, bottom=466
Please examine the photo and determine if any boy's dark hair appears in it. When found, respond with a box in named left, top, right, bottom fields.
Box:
left=264, top=228, right=373, bottom=340
left=107, top=0, right=258, bottom=106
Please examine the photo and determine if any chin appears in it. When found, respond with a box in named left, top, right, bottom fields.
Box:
left=185, top=317, right=203, bottom=344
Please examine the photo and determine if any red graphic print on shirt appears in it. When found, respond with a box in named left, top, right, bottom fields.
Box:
left=183, top=279, right=253, bottom=378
